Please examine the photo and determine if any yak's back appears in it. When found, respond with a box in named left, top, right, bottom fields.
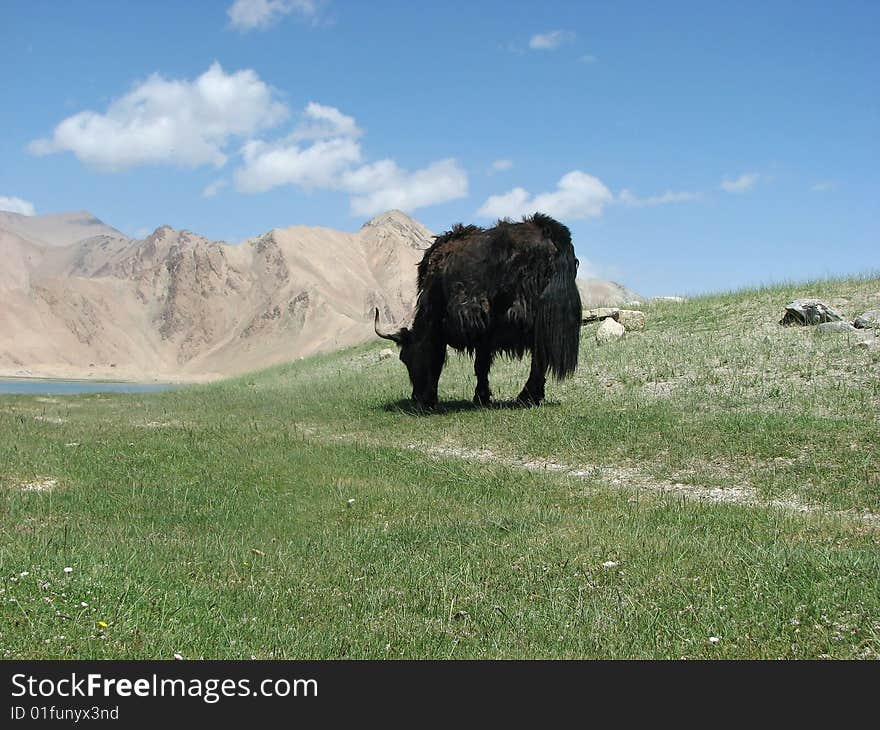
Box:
left=417, top=214, right=570, bottom=294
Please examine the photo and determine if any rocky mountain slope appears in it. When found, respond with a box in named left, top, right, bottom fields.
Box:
left=0, top=209, right=641, bottom=381
left=0, top=210, right=432, bottom=381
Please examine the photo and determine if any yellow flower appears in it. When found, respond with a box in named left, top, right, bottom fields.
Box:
left=97, top=621, right=109, bottom=628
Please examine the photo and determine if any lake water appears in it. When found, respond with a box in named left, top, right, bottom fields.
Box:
left=0, top=379, right=178, bottom=395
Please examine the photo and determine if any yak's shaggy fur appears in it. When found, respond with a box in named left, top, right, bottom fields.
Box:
left=375, top=213, right=581, bottom=408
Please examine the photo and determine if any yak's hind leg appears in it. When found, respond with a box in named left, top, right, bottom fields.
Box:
left=473, top=346, right=494, bottom=406
left=517, top=349, right=547, bottom=406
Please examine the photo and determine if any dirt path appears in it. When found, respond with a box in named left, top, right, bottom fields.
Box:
left=298, top=424, right=880, bottom=528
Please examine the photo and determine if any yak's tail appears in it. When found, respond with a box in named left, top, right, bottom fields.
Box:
left=533, top=214, right=581, bottom=379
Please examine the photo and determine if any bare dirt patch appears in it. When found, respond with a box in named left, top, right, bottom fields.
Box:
left=15, top=478, right=58, bottom=492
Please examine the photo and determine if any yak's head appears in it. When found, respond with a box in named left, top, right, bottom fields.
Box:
left=374, top=309, right=438, bottom=408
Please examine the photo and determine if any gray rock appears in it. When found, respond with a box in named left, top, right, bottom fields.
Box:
left=780, top=299, right=845, bottom=326
left=582, top=307, right=619, bottom=323
left=815, top=321, right=857, bottom=334
left=596, top=317, right=625, bottom=344
left=617, top=310, right=648, bottom=331
left=853, top=309, right=880, bottom=329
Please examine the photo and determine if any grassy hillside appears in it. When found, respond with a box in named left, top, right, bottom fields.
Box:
left=1, top=276, right=878, bottom=659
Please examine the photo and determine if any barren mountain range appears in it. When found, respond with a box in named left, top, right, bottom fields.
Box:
left=0, top=210, right=640, bottom=382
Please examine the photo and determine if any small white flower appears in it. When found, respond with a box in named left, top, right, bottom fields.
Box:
left=63, top=567, right=73, bottom=574
left=709, top=636, right=721, bottom=644
left=173, top=653, right=184, bottom=660
left=346, top=498, right=356, bottom=506
left=602, top=561, right=619, bottom=568
left=20, top=571, right=29, bottom=577
left=80, top=601, right=88, bottom=607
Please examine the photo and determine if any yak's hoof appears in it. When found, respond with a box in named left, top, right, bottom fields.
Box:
left=516, top=390, right=544, bottom=407
left=473, top=391, right=492, bottom=407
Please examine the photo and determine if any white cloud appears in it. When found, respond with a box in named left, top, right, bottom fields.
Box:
left=29, top=62, right=288, bottom=171
left=529, top=30, right=575, bottom=50
left=234, top=101, right=365, bottom=192
left=202, top=179, right=228, bottom=198
left=720, top=172, right=760, bottom=193
left=342, top=158, right=468, bottom=217
left=488, top=159, right=513, bottom=175
left=236, top=136, right=362, bottom=192
left=477, top=170, right=613, bottom=220
left=0, top=196, right=36, bottom=216
left=478, top=188, right=532, bottom=219
left=479, top=173, right=703, bottom=220
left=289, top=102, right=362, bottom=141
left=227, top=0, right=318, bottom=31
left=619, top=189, right=702, bottom=207
left=811, top=180, right=837, bottom=192
left=233, top=103, right=467, bottom=215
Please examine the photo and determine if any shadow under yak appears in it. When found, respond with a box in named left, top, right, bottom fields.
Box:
left=381, top=398, right=561, bottom=416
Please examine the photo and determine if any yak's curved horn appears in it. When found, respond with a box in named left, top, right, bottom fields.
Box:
left=373, top=308, right=403, bottom=343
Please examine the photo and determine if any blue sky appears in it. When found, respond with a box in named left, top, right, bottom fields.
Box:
left=1, top=0, right=877, bottom=296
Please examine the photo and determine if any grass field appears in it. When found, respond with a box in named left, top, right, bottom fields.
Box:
left=2, top=276, right=879, bottom=659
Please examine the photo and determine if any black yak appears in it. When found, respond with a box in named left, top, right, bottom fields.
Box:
left=374, top=212, right=581, bottom=408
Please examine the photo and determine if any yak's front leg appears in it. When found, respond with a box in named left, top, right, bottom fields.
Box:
left=517, top=349, right=546, bottom=406
left=473, top=346, right=494, bottom=406
left=413, top=335, right=446, bottom=409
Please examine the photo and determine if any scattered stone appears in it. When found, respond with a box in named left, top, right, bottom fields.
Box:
left=853, top=310, right=880, bottom=329
left=617, top=310, right=648, bottom=331
left=596, top=318, right=625, bottom=344
left=378, top=348, right=396, bottom=361
left=815, top=321, right=857, bottom=334
left=854, top=338, right=879, bottom=351
left=780, top=298, right=845, bottom=326
left=582, top=307, right=619, bottom=323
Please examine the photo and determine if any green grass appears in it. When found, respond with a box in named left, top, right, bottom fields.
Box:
left=1, top=275, right=879, bottom=659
